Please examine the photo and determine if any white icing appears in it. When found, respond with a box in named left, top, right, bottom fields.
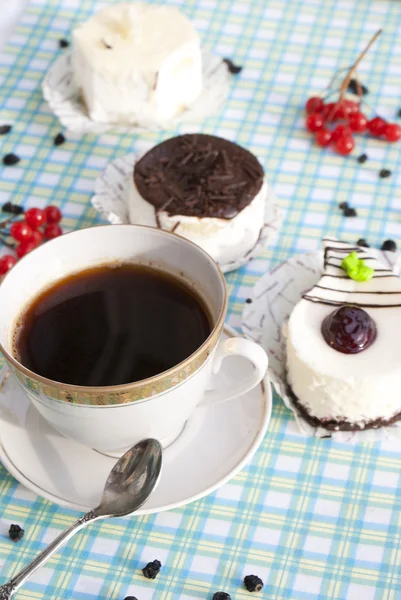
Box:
left=126, top=175, right=267, bottom=265
left=72, top=3, right=202, bottom=124
left=286, top=237, right=401, bottom=425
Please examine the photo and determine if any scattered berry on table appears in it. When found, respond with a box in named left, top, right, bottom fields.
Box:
left=0, top=125, right=11, bottom=135
left=244, top=574, right=264, bottom=592
left=17, top=240, right=37, bottom=258
left=305, top=96, right=324, bottom=114
left=59, top=38, right=70, bottom=48
left=306, top=112, right=324, bottom=132
left=142, top=560, right=161, bottom=579
left=25, top=207, right=47, bottom=229
left=2, top=202, right=24, bottom=215
left=344, top=207, right=357, bottom=217
left=10, top=221, right=33, bottom=243
left=379, top=168, right=391, bottom=179
left=44, top=224, right=63, bottom=240
left=212, top=593, right=231, bottom=600
left=339, top=202, right=349, bottom=210
left=357, top=153, right=368, bottom=164
left=246, top=298, right=253, bottom=304
left=357, top=238, right=369, bottom=247
left=0, top=255, right=17, bottom=275
left=3, top=153, right=20, bottom=166
left=381, top=239, right=397, bottom=252
left=384, top=123, right=401, bottom=142
left=9, top=524, right=24, bottom=542
left=54, top=132, right=66, bottom=146
left=315, top=128, right=332, bottom=147
left=367, top=116, right=387, bottom=136
left=45, top=205, right=62, bottom=224
left=223, top=58, right=242, bottom=74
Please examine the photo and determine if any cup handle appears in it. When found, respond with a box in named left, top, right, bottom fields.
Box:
left=198, top=337, right=268, bottom=408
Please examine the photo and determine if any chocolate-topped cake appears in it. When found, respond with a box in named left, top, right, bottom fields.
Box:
left=127, top=134, right=268, bottom=264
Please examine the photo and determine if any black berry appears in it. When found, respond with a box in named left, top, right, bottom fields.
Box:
left=142, top=560, right=161, bottom=579
left=339, top=202, right=349, bottom=210
left=379, top=168, right=391, bottom=179
left=2, top=202, right=24, bottom=215
left=124, top=597, right=138, bottom=600
left=223, top=58, right=243, bottom=74
left=3, top=153, right=20, bottom=166
left=244, top=575, right=264, bottom=593
left=344, top=207, right=357, bottom=217
left=322, top=305, right=376, bottom=354
left=54, top=133, right=66, bottom=146
left=357, top=153, right=368, bottom=164
left=213, top=593, right=231, bottom=600
left=357, top=238, right=369, bottom=248
left=59, top=38, right=70, bottom=48
left=0, top=125, right=11, bottom=135
left=246, top=298, right=253, bottom=304
left=9, top=524, right=24, bottom=542
left=381, top=239, right=397, bottom=252
left=347, top=78, right=368, bottom=96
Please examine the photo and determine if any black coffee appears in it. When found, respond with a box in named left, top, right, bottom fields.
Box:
left=15, top=264, right=211, bottom=386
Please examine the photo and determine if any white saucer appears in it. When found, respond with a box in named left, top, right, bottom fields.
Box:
left=42, top=49, right=230, bottom=134
left=91, top=153, right=283, bottom=273
left=0, top=326, right=271, bottom=513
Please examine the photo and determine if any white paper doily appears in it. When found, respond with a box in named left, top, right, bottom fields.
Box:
left=241, top=249, right=401, bottom=442
left=42, top=50, right=230, bottom=134
left=91, top=152, right=283, bottom=273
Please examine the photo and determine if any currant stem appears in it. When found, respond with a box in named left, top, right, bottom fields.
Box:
left=339, top=29, right=382, bottom=103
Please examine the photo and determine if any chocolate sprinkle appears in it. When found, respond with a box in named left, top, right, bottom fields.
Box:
left=339, top=202, right=348, bottom=210
left=379, top=168, right=391, bottom=179
left=0, top=125, right=11, bottom=135
left=59, top=38, right=70, bottom=49
left=357, top=153, right=368, bottom=164
left=134, top=134, right=264, bottom=220
left=347, top=78, right=368, bottom=96
left=223, top=58, right=243, bottom=74
left=54, top=132, right=66, bottom=146
left=344, top=207, right=357, bottom=217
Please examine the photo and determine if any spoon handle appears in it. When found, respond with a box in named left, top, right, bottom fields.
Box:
left=0, top=509, right=100, bottom=598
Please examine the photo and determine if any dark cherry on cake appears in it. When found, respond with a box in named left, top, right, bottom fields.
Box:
left=321, top=305, right=377, bottom=354
left=133, top=134, right=264, bottom=220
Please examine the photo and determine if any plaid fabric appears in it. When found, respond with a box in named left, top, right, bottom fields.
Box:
left=0, top=0, right=401, bottom=598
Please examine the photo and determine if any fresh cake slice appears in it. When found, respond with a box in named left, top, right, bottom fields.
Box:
left=286, top=237, right=401, bottom=431
left=72, top=3, right=202, bottom=124
left=126, top=134, right=268, bottom=265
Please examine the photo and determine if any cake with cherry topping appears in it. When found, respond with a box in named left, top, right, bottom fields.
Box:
left=286, top=237, right=401, bottom=431
left=126, top=134, right=268, bottom=264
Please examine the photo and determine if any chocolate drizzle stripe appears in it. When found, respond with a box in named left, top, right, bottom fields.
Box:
left=325, top=261, right=392, bottom=272
left=302, top=295, right=401, bottom=308
left=314, top=284, right=401, bottom=295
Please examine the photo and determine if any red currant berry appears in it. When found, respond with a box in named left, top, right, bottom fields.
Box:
left=0, top=254, right=17, bottom=275
left=384, top=123, right=401, bottom=142
left=349, top=112, right=367, bottom=133
left=44, top=224, right=62, bottom=240
left=305, top=96, right=324, bottom=114
left=17, top=240, right=36, bottom=258
left=331, top=125, right=352, bottom=142
left=306, top=113, right=324, bottom=132
left=25, top=207, right=46, bottom=229
left=335, top=135, right=355, bottom=155
left=10, top=221, right=33, bottom=243
left=343, top=99, right=358, bottom=115
left=315, top=129, right=332, bottom=147
left=322, top=102, right=336, bottom=121
left=45, top=205, right=62, bottom=224
left=31, top=229, right=44, bottom=246
left=367, top=117, right=387, bottom=136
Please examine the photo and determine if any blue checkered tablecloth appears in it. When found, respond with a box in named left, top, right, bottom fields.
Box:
left=0, top=1, right=401, bottom=598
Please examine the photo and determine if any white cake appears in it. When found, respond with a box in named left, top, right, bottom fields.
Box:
left=286, top=238, right=401, bottom=431
left=72, top=3, right=203, bottom=124
left=126, top=134, right=268, bottom=265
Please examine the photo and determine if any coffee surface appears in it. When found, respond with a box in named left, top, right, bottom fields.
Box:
left=15, top=264, right=211, bottom=386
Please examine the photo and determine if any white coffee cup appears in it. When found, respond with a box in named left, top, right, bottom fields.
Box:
left=0, top=225, right=268, bottom=454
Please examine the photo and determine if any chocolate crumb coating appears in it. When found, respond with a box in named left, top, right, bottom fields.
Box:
left=133, top=134, right=264, bottom=220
